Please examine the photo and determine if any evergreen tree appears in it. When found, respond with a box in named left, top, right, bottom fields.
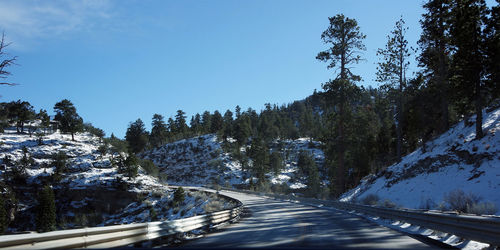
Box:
left=53, top=99, right=83, bottom=141
left=248, top=137, right=269, bottom=183
left=125, top=119, right=148, bottom=153
left=316, top=14, right=366, bottom=196
left=123, top=154, right=139, bottom=179
left=269, top=151, right=284, bottom=175
left=150, top=114, right=168, bottom=148
left=7, top=100, right=35, bottom=133
left=235, top=105, right=241, bottom=119
left=418, top=0, right=452, bottom=133
left=201, top=111, right=212, bottom=134
left=190, top=113, right=202, bottom=135
left=484, top=0, right=500, bottom=103
left=376, top=17, right=412, bottom=161
left=234, top=115, right=251, bottom=145
left=36, top=185, right=56, bottom=232
left=222, top=109, right=234, bottom=141
left=210, top=110, right=224, bottom=133
left=36, top=109, right=50, bottom=134
left=449, top=0, right=488, bottom=139
left=174, top=110, right=188, bottom=135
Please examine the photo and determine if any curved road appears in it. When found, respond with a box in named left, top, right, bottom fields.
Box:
left=183, top=189, right=434, bottom=249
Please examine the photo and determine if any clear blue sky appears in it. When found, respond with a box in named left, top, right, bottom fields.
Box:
left=1, top=0, right=435, bottom=138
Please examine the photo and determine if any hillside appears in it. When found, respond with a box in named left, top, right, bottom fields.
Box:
left=340, top=106, right=500, bottom=215
left=141, top=134, right=326, bottom=190
left=0, top=128, right=232, bottom=232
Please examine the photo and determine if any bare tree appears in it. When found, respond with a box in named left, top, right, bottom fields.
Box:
left=0, top=32, right=17, bottom=86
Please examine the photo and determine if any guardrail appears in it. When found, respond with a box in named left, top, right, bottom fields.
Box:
left=221, top=188, right=500, bottom=247
left=0, top=189, right=243, bottom=249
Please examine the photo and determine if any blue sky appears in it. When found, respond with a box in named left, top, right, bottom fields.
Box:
left=1, top=0, right=433, bottom=138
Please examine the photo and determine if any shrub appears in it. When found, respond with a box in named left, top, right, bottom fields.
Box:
left=150, top=207, right=158, bottom=221
left=444, top=189, right=482, bottom=213
left=379, top=199, right=397, bottom=208
left=140, top=159, right=159, bottom=177
left=203, top=200, right=224, bottom=213
left=36, top=185, right=56, bottom=232
left=361, top=194, right=380, bottom=206
left=173, top=187, right=185, bottom=205
left=467, top=202, right=498, bottom=215
left=52, top=151, right=68, bottom=174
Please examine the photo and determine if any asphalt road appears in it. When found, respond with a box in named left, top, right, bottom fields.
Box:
left=182, top=189, right=435, bottom=249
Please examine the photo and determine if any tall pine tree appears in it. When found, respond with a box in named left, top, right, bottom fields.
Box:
left=316, top=14, right=366, bottom=196
left=376, top=17, right=412, bottom=161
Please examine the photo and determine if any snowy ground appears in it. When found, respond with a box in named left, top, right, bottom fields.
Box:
left=340, top=106, right=500, bottom=215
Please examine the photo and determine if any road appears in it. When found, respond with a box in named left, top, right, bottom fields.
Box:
left=183, top=189, right=435, bottom=249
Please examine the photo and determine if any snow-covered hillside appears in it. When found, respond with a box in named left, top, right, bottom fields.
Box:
left=142, top=134, right=326, bottom=190
left=341, top=106, right=500, bottom=215
left=0, top=128, right=234, bottom=232
left=268, top=138, right=326, bottom=189
left=141, top=134, right=245, bottom=186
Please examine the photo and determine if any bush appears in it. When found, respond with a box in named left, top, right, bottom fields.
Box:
left=173, top=187, right=185, bottom=206
left=36, top=185, right=56, bottom=232
left=467, top=202, right=498, bottom=215
left=444, top=189, right=482, bottom=213
left=52, top=151, right=68, bottom=174
left=203, top=200, right=224, bottom=213
left=361, top=194, right=380, bottom=206
left=379, top=199, right=397, bottom=208
left=140, top=159, right=159, bottom=177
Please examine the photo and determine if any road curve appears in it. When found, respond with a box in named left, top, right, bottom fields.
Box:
left=183, top=189, right=434, bottom=249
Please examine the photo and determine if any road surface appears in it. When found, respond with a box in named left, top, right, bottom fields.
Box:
left=183, top=189, right=435, bottom=248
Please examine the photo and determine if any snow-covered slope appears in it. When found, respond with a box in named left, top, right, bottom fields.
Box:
left=268, top=138, right=326, bottom=189
left=340, top=106, right=500, bottom=214
left=0, top=128, right=236, bottom=232
left=141, top=134, right=245, bottom=186
left=142, top=134, right=326, bottom=190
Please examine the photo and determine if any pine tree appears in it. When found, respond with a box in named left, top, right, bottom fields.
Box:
left=316, top=14, right=366, bottom=196
left=418, top=0, right=452, bottom=133
left=54, top=99, right=83, bottom=141
left=269, top=151, right=284, bottom=175
left=36, top=185, right=56, bottom=232
left=201, top=111, right=212, bottom=134
left=150, top=114, right=168, bottom=148
left=222, top=110, right=234, bottom=141
left=190, top=113, right=202, bottom=135
left=376, top=17, right=412, bottom=161
left=125, top=119, right=148, bottom=153
left=484, top=0, right=500, bottom=103
left=449, top=0, right=488, bottom=139
left=210, top=110, right=224, bottom=133
left=174, top=110, right=188, bottom=135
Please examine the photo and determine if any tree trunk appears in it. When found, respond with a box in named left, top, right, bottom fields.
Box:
left=71, top=132, right=75, bottom=141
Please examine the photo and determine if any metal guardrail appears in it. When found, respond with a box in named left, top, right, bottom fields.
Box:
left=222, top=188, right=500, bottom=247
left=0, top=189, right=243, bottom=249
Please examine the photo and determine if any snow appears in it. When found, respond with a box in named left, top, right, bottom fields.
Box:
left=340, top=107, right=500, bottom=215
